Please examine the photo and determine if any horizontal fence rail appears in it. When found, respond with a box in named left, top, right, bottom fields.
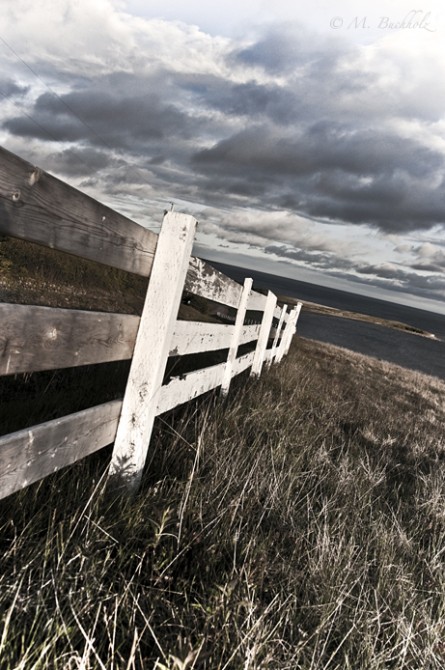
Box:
left=0, top=145, right=302, bottom=499
left=0, top=146, right=157, bottom=276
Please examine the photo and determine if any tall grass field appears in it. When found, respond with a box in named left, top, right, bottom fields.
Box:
left=1, top=333, right=445, bottom=669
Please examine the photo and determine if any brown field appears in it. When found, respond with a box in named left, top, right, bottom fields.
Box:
left=1, top=235, right=445, bottom=668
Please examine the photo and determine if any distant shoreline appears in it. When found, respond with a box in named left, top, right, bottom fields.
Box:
left=279, top=295, right=438, bottom=341
left=203, top=259, right=442, bottom=341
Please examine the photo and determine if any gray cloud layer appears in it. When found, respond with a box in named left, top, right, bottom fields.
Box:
left=4, top=24, right=445, bottom=234
left=1, top=16, right=444, bottom=306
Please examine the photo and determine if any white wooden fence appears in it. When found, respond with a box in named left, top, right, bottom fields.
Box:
left=0, top=146, right=301, bottom=499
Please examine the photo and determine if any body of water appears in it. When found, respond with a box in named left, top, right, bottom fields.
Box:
left=208, top=260, right=445, bottom=382
left=297, top=312, right=445, bottom=381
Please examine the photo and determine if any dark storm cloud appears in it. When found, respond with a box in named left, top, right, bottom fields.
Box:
left=351, top=261, right=445, bottom=300
left=178, top=73, right=301, bottom=126
left=3, top=73, right=200, bottom=151
left=4, top=113, right=87, bottom=143
left=233, top=28, right=298, bottom=73
left=265, top=244, right=334, bottom=267
left=0, top=78, right=29, bottom=98
left=267, top=244, right=445, bottom=300
left=46, top=147, right=114, bottom=176
left=305, top=172, right=445, bottom=232
left=410, top=247, right=445, bottom=273
left=192, top=122, right=445, bottom=232
left=193, top=123, right=442, bottom=179
left=265, top=243, right=356, bottom=272
left=333, top=270, right=445, bottom=302
left=231, top=23, right=350, bottom=75
left=3, top=21, right=444, bottom=244
left=411, top=262, right=445, bottom=273
left=184, top=25, right=445, bottom=235
left=357, top=264, right=408, bottom=281
left=231, top=25, right=440, bottom=123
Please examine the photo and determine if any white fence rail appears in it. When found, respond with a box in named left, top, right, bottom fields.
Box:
left=0, top=146, right=302, bottom=499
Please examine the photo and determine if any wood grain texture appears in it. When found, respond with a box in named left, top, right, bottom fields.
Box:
left=0, top=146, right=156, bottom=275
left=157, top=360, right=226, bottom=415
left=232, top=350, right=255, bottom=376
left=185, top=257, right=242, bottom=308
left=0, top=400, right=122, bottom=500
left=170, top=321, right=234, bottom=356
left=109, top=212, right=197, bottom=487
left=276, top=303, right=302, bottom=362
left=171, top=322, right=259, bottom=353
left=221, top=278, right=252, bottom=395
left=239, top=323, right=261, bottom=345
left=269, top=304, right=288, bottom=366
left=0, top=303, right=140, bottom=375
left=284, top=303, right=302, bottom=356
left=0, top=148, right=299, bottom=501
left=273, top=305, right=283, bottom=320
left=251, top=291, right=277, bottom=377
left=247, top=291, right=268, bottom=311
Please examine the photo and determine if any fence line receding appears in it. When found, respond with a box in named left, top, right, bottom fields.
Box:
left=0, top=145, right=302, bottom=500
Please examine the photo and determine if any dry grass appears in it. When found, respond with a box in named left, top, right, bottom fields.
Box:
left=1, top=337, right=445, bottom=668
left=0, top=235, right=147, bottom=313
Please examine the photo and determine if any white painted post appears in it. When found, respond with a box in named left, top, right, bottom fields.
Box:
left=109, top=211, right=197, bottom=490
left=276, top=303, right=302, bottom=362
left=250, top=290, right=277, bottom=377
left=268, top=304, right=287, bottom=367
left=276, top=306, right=297, bottom=363
left=284, top=302, right=302, bottom=356
left=221, top=278, right=252, bottom=395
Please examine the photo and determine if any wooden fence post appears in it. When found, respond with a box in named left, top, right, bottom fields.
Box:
left=276, top=308, right=294, bottom=363
left=108, top=211, right=197, bottom=490
left=276, top=303, right=302, bottom=362
left=250, top=291, right=277, bottom=377
left=268, top=304, right=288, bottom=367
left=284, top=302, right=302, bottom=356
left=221, top=277, right=253, bottom=395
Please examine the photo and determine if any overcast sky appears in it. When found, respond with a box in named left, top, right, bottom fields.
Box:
left=1, top=1, right=445, bottom=313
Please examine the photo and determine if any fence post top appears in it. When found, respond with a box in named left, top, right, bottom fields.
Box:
left=162, top=210, right=197, bottom=228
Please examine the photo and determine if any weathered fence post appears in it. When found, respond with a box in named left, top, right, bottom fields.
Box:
left=284, top=302, right=302, bottom=356
left=268, top=304, right=288, bottom=367
left=250, top=290, right=277, bottom=377
left=221, top=277, right=253, bottom=395
left=276, top=303, right=302, bottom=362
left=276, top=307, right=295, bottom=363
left=108, top=211, right=197, bottom=490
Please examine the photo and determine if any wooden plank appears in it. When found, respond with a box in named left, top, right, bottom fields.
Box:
left=169, top=321, right=259, bottom=357
left=248, top=290, right=268, bottom=311
left=0, top=400, right=122, bottom=500
left=251, top=291, right=277, bottom=377
left=239, top=323, right=261, bottom=345
left=284, top=303, right=302, bottom=356
left=109, top=212, right=197, bottom=489
left=275, top=308, right=293, bottom=363
left=269, top=304, right=288, bottom=366
left=185, top=257, right=242, bottom=308
left=157, top=361, right=226, bottom=415
left=276, top=303, right=302, bottom=362
left=0, top=303, right=140, bottom=375
left=0, top=146, right=156, bottom=275
left=170, top=321, right=234, bottom=356
left=232, top=350, right=255, bottom=376
left=221, top=278, right=252, bottom=395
